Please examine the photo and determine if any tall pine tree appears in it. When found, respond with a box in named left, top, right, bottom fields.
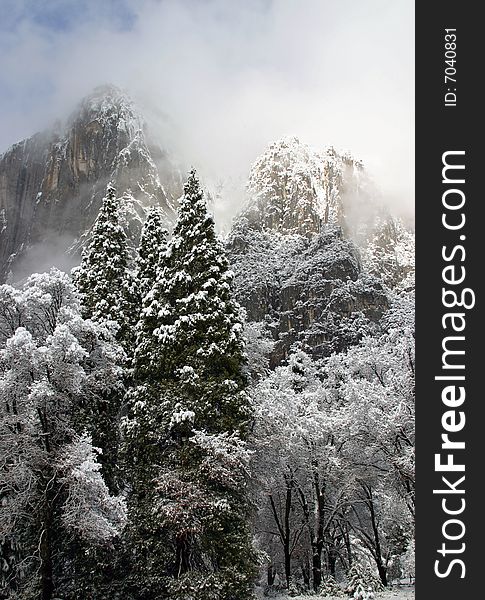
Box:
left=125, top=170, right=256, bottom=599
left=74, top=184, right=136, bottom=493
left=75, top=183, right=138, bottom=349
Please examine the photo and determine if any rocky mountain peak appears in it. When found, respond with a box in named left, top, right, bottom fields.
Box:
left=242, top=136, right=376, bottom=237
left=0, top=85, right=181, bottom=282
left=69, top=85, right=147, bottom=152
left=60, top=84, right=172, bottom=199
left=227, top=137, right=412, bottom=364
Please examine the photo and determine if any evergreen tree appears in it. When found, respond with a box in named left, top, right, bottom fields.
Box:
left=345, top=563, right=384, bottom=597
left=136, top=206, right=168, bottom=300
left=318, top=575, right=345, bottom=597
left=125, top=170, right=256, bottom=599
left=75, top=183, right=138, bottom=349
left=135, top=171, right=249, bottom=427
left=74, top=184, right=137, bottom=493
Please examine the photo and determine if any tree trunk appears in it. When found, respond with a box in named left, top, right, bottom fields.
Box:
left=174, top=532, right=192, bottom=577
left=312, top=540, right=324, bottom=591
left=342, top=522, right=352, bottom=568
left=328, top=546, right=337, bottom=577
left=284, top=537, right=291, bottom=588
left=267, top=565, right=276, bottom=586
left=37, top=402, right=55, bottom=600
left=312, top=468, right=325, bottom=592
left=301, top=558, right=311, bottom=589
left=365, top=484, right=388, bottom=587
left=39, top=502, right=54, bottom=600
left=268, top=480, right=294, bottom=589
left=376, top=559, right=388, bottom=587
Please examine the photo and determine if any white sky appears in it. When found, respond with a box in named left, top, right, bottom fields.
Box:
left=0, top=0, right=414, bottom=217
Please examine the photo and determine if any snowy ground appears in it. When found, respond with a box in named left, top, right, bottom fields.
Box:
left=365, top=589, right=414, bottom=600
left=255, top=585, right=415, bottom=600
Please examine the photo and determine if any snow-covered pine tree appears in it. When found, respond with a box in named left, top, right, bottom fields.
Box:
left=136, top=206, right=168, bottom=300
left=134, top=170, right=249, bottom=425
left=73, top=183, right=139, bottom=496
left=125, top=170, right=255, bottom=599
left=75, top=183, right=138, bottom=350
left=318, top=575, right=344, bottom=597
left=345, top=562, right=384, bottom=597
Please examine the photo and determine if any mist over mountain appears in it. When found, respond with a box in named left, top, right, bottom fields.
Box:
left=0, top=86, right=412, bottom=284
left=0, top=85, right=181, bottom=282
left=0, top=82, right=414, bottom=370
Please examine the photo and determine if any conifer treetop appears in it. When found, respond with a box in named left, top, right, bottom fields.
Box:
left=75, top=183, right=138, bottom=347
left=134, top=169, right=248, bottom=431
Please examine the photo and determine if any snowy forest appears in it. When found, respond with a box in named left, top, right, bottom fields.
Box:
left=0, top=0, right=416, bottom=596
left=0, top=149, right=415, bottom=600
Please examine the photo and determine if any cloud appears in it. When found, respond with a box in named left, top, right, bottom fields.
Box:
left=11, top=234, right=80, bottom=283
left=0, top=0, right=414, bottom=219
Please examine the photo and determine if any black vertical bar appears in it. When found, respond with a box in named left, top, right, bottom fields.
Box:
left=416, top=3, right=481, bottom=598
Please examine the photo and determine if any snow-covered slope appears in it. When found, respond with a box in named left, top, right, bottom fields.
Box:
left=227, top=222, right=388, bottom=364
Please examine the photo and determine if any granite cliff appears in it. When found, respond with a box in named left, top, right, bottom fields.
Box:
left=227, top=138, right=397, bottom=364
left=0, top=85, right=181, bottom=282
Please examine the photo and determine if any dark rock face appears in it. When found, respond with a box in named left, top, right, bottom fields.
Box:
left=0, top=85, right=181, bottom=282
left=226, top=138, right=395, bottom=366
left=227, top=220, right=388, bottom=365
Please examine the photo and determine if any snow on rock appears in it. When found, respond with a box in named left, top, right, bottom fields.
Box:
left=227, top=222, right=388, bottom=364
left=225, top=136, right=413, bottom=366
left=363, top=215, right=415, bottom=291
left=0, top=84, right=182, bottom=282
left=242, top=137, right=377, bottom=236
